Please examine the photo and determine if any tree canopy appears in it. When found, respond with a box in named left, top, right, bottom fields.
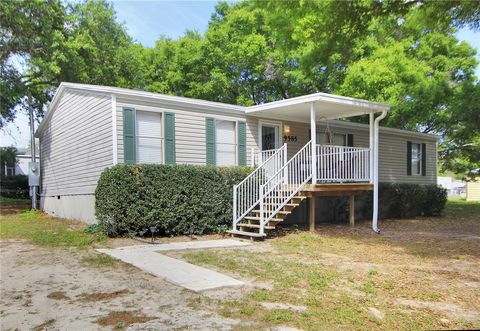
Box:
left=1, top=0, right=479, bottom=174
left=0, top=0, right=144, bottom=126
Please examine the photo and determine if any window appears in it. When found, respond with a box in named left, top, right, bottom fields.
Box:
left=216, top=120, right=236, bottom=166
left=136, top=111, right=163, bottom=164
left=317, top=132, right=347, bottom=146
left=5, top=167, right=15, bottom=176
left=411, top=143, right=422, bottom=175
left=261, top=123, right=280, bottom=150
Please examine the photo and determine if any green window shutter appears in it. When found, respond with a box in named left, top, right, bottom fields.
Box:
left=406, top=141, right=412, bottom=176
left=421, top=143, right=426, bottom=176
left=205, top=117, right=216, bottom=165
left=237, top=121, right=247, bottom=166
left=347, top=134, right=354, bottom=147
left=123, top=107, right=136, bottom=164
left=164, top=112, right=176, bottom=164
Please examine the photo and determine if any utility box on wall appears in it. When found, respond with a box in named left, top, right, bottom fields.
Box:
left=28, top=161, right=40, bottom=187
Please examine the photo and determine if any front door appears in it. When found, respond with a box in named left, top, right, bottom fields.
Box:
left=260, top=122, right=281, bottom=177
left=261, top=123, right=280, bottom=151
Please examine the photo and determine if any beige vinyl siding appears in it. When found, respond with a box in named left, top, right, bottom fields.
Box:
left=116, top=97, right=250, bottom=166
left=245, top=117, right=258, bottom=165
left=266, top=119, right=437, bottom=185
left=283, top=121, right=310, bottom=159
left=114, top=96, right=437, bottom=185
left=466, top=181, right=480, bottom=201
left=39, top=89, right=112, bottom=196
left=378, top=133, right=436, bottom=184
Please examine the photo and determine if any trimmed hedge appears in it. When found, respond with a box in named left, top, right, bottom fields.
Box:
left=95, top=164, right=252, bottom=237
left=0, top=175, right=29, bottom=198
left=356, top=183, right=448, bottom=219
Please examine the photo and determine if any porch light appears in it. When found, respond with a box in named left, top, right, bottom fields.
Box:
left=283, top=125, right=290, bottom=133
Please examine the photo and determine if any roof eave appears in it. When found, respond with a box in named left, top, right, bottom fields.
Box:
left=245, top=93, right=390, bottom=114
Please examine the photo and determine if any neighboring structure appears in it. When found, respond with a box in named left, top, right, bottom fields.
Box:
left=466, top=180, right=480, bottom=202
left=14, top=148, right=39, bottom=176
left=36, top=83, right=438, bottom=235
left=1, top=147, right=39, bottom=176
left=438, top=176, right=466, bottom=197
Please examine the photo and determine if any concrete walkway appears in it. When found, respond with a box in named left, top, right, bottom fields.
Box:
left=97, top=239, right=250, bottom=292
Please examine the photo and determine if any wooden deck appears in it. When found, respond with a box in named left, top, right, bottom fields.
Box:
left=301, top=183, right=373, bottom=196
left=300, top=182, right=373, bottom=231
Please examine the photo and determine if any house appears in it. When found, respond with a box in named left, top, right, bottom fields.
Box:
left=35, top=83, right=438, bottom=237
left=466, top=181, right=480, bottom=201
left=15, top=148, right=40, bottom=176
left=1, top=147, right=39, bottom=176
left=438, top=176, right=466, bottom=197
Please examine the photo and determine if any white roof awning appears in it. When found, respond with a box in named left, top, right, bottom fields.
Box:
left=245, top=92, right=389, bottom=123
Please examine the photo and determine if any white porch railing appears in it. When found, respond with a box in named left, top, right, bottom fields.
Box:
left=251, top=148, right=279, bottom=167
left=260, top=141, right=313, bottom=233
left=233, top=142, right=371, bottom=235
left=316, top=145, right=370, bottom=182
left=233, top=144, right=287, bottom=230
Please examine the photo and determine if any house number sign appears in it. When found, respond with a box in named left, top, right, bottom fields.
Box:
left=284, top=135, right=298, bottom=142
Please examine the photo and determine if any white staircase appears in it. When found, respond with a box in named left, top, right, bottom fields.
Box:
left=229, top=141, right=313, bottom=239
left=229, top=140, right=372, bottom=239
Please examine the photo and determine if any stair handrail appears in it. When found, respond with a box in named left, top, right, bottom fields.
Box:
left=251, top=148, right=280, bottom=167
left=259, top=141, right=313, bottom=234
left=233, top=144, right=287, bottom=230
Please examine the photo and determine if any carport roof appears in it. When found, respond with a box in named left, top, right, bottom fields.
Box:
left=246, top=92, right=390, bottom=123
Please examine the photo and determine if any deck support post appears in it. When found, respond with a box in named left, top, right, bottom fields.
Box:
left=349, top=194, right=355, bottom=227
left=309, top=196, right=316, bottom=232
left=310, top=103, right=317, bottom=183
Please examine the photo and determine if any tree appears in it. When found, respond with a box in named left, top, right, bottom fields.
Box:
left=0, top=0, right=144, bottom=128
left=0, top=146, right=17, bottom=176
left=2, top=0, right=478, bottom=174
left=439, top=81, right=480, bottom=175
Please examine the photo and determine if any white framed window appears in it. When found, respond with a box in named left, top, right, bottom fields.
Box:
left=411, top=143, right=422, bottom=175
left=136, top=111, right=163, bottom=164
left=260, top=121, right=281, bottom=151
left=216, top=120, right=236, bottom=166
left=317, top=132, right=347, bottom=146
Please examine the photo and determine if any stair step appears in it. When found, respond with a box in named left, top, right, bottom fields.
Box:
left=238, top=223, right=276, bottom=230
left=263, top=203, right=299, bottom=207
left=227, top=229, right=266, bottom=238
left=291, top=196, right=307, bottom=201
left=244, top=216, right=283, bottom=222
left=265, top=194, right=307, bottom=199
left=241, top=219, right=281, bottom=227
left=252, top=209, right=291, bottom=215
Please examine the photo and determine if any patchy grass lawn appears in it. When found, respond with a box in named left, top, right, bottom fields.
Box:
left=0, top=210, right=106, bottom=248
left=0, top=196, right=31, bottom=204
left=180, top=199, right=480, bottom=330
left=0, top=204, right=237, bottom=330
left=1, top=198, right=478, bottom=330
left=0, top=196, right=31, bottom=215
left=81, top=253, right=118, bottom=267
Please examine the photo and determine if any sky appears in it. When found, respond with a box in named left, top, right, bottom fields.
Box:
left=1, top=1, right=479, bottom=148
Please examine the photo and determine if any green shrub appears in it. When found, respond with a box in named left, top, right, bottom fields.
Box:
left=423, top=184, right=448, bottom=216
left=0, top=175, right=29, bottom=198
left=320, top=183, right=447, bottom=223
left=358, top=183, right=447, bottom=219
left=95, top=164, right=252, bottom=237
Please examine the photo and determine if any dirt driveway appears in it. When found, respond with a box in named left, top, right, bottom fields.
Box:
left=0, top=239, right=247, bottom=331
